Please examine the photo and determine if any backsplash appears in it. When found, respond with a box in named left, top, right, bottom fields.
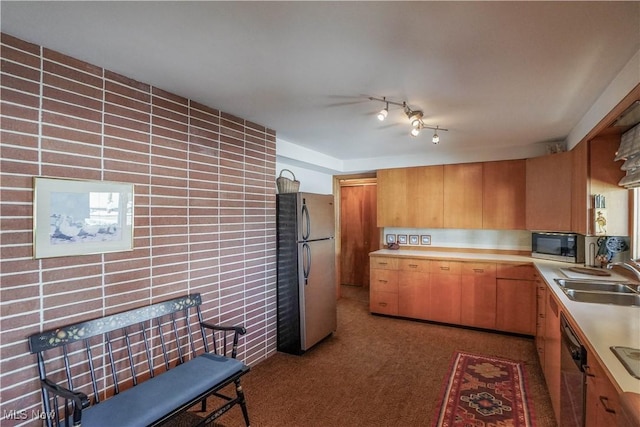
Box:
left=383, top=228, right=532, bottom=252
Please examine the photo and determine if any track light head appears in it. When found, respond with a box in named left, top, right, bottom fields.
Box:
left=377, top=106, right=388, bottom=121
left=410, top=127, right=421, bottom=137
left=432, top=126, right=440, bottom=144
left=407, top=111, right=423, bottom=128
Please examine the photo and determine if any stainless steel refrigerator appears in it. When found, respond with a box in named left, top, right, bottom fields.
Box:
left=276, top=192, right=336, bottom=355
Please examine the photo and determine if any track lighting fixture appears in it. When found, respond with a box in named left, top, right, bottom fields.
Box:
left=432, top=126, right=440, bottom=144
left=368, top=96, right=448, bottom=141
left=377, top=105, right=388, bottom=121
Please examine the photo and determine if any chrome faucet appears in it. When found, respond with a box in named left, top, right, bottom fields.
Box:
left=606, top=261, right=640, bottom=282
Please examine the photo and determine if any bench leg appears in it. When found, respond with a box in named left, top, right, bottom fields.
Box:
left=235, top=379, right=250, bottom=427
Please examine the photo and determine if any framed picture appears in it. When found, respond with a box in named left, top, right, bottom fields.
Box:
left=420, top=235, right=432, bottom=245
left=385, top=234, right=396, bottom=244
left=397, top=234, right=408, bottom=244
left=409, top=235, right=419, bottom=245
left=33, top=177, right=134, bottom=259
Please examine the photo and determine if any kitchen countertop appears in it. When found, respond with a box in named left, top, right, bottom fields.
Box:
left=370, top=249, right=640, bottom=394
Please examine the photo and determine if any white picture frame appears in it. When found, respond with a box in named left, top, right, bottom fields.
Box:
left=33, top=177, right=134, bottom=259
left=420, top=235, right=432, bottom=245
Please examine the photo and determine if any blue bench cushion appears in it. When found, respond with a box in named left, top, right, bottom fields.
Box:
left=78, top=353, right=245, bottom=427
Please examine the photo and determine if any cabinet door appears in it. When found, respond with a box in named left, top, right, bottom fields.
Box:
left=535, top=282, right=546, bottom=364
left=444, top=163, right=483, bottom=229
left=407, top=165, right=444, bottom=228
left=483, top=159, right=526, bottom=230
left=526, top=151, right=573, bottom=232
left=585, top=351, right=621, bottom=427
left=376, top=168, right=407, bottom=227
left=429, top=261, right=462, bottom=324
left=460, top=262, right=497, bottom=329
left=377, top=166, right=444, bottom=228
left=544, top=293, right=562, bottom=423
left=495, top=278, right=536, bottom=335
left=398, top=271, right=430, bottom=319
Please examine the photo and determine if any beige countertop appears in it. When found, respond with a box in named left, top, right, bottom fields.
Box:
left=369, top=249, right=640, bottom=394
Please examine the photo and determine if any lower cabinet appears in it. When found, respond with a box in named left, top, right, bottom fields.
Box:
left=370, top=257, right=399, bottom=315
left=535, top=281, right=547, bottom=364
left=460, top=262, right=497, bottom=329
left=585, top=350, right=621, bottom=427
left=544, top=291, right=562, bottom=424
left=495, top=264, right=537, bottom=335
left=398, top=259, right=430, bottom=319
left=429, top=260, right=462, bottom=324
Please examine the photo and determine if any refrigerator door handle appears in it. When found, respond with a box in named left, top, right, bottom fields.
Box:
left=302, top=202, right=310, bottom=240
left=303, top=242, right=311, bottom=285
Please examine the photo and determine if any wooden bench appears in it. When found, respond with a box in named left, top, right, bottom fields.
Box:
left=28, top=293, right=251, bottom=427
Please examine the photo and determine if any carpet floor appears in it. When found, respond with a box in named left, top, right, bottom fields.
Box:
left=167, top=285, right=557, bottom=427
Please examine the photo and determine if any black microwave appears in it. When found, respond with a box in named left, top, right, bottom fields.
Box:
left=531, top=232, right=585, bottom=263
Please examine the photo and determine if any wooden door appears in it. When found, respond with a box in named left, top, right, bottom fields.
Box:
left=340, top=183, right=379, bottom=287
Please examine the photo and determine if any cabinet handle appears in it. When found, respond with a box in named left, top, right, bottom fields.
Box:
left=599, top=396, right=616, bottom=414
left=440, top=266, right=450, bottom=271
left=583, top=365, right=595, bottom=377
left=378, top=280, right=388, bottom=283
left=378, top=262, right=388, bottom=266
left=473, top=268, right=484, bottom=273
left=378, top=302, right=388, bottom=307
left=408, top=264, right=418, bottom=268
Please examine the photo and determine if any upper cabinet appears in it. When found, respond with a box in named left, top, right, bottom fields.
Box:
left=483, top=159, right=526, bottom=230
left=526, top=151, right=573, bottom=232
left=443, top=163, right=483, bottom=229
left=377, top=165, right=444, bottom=228
left=378, top=160, right=526, bottom=230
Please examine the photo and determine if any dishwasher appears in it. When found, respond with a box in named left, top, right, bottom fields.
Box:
left=560, top=313, right=587, bottom=427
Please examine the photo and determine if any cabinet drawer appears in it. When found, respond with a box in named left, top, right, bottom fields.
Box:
left=370, top=291, right=398, bottom=315
left=370, top=256, right=399, bottom=270
left=430, top=260, right=462, bottom=274
left=497, top=263, right=536, bottom=280
left=370, top=269, right=398, bottom=292
left=461, top=262, right=496, bottom=276
left=399, top=258, right=430, bottom=272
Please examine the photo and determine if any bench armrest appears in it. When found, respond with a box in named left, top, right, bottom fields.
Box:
left=41, top=378, right=90, bottom=426
left=200, top=322, right=246, bottom=359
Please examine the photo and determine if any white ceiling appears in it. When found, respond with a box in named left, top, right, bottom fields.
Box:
left=2, top=2, right=639, bottom=169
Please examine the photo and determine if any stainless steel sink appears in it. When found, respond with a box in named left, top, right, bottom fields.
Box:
left=554, top=278, right=639, bottom=294
left=563, top=289, right=640, bottom=307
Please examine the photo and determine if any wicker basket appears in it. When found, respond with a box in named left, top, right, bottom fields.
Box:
left=276, top=169, right=300, bottom=193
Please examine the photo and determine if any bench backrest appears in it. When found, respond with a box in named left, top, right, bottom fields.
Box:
left=29, top=293, right=237, bottom=407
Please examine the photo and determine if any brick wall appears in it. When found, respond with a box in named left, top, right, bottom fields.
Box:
left=0, top=33, right=278, bottom=425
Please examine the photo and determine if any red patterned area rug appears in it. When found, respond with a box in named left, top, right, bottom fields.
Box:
left=432, top=351, right=536, bottom=427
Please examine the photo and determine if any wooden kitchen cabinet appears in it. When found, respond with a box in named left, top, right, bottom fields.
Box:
left=483, top=159, right=526, bottom=230
left=376, top=165, right=444, bottom=228
left=535, top=281, right=546, bottom=364
left=460, top=261, right=497, bottom=329
left=585, top=350, right=621, bottom=427
left=544, top=291, right=562, bottom=424
left=443, top=163, right=483, bottom=229
left=376, top=168, right=408, bottom=227
left=398, top=259, right=430, bottom=319
left=526, top=151, right=573, bottom=232
left=429, top=260, right=462, bottom=324
left=495, top=264, right=537, bottom=335
left=370, top=257, right=399, bottom=315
